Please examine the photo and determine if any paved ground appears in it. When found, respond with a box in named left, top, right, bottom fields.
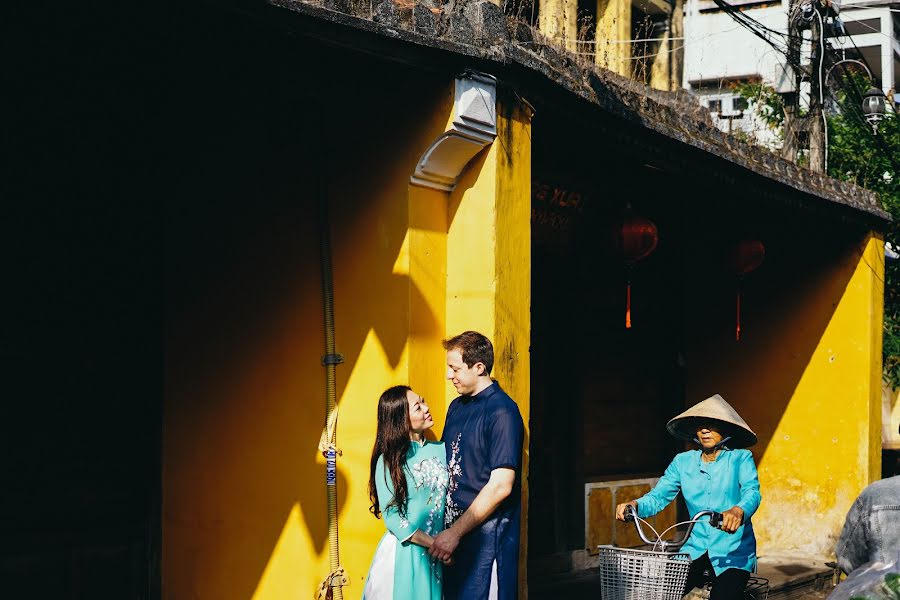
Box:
left=530, top=574, right=834, bottom=599
left=529, top=553, right=838, bottom=599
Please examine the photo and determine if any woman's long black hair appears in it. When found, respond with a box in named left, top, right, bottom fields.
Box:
left=368, top=385, right=412, bottom=519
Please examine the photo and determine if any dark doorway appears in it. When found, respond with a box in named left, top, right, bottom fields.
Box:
left=528, top=106, right=687, bottom=568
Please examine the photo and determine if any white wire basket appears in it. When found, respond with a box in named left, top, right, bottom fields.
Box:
left=597, top=545, right=693, bottom=600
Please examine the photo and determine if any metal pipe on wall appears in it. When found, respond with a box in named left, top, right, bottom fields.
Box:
left=316, top=140, right=346, bottom=600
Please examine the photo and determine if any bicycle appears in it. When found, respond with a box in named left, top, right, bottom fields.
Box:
left=596, top=505, right=769, bottom=600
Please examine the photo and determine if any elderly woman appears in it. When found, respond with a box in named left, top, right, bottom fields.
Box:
left=616, top=394, right=762, bottom=600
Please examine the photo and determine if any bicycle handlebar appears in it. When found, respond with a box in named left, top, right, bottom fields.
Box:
left=623, top=505, right=723, bottom=551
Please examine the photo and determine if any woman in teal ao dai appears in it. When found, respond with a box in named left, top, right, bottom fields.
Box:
left=364, top=385, right=448, bottom=600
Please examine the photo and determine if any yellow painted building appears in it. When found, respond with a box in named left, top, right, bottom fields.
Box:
left=539, top=0, right=684, bottom=89
left=162, top=28, right=532, bottom=599
left=157, top=2, right=888, bottom=599
left=11, top=3, right=891, bottom=600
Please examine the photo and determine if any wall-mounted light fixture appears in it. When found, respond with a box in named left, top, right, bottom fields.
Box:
left=862, top=87, right=887, bottom=134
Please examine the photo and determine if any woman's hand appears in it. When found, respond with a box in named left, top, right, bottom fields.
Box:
left=411, top=530, right=435, bottom=549
left=720, top=506, right=744, bottom=533
left=616, top=501, right=638, bottom=522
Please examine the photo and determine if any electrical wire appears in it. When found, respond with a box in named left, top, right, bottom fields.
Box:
left=711, top=0, right=794, bottom=54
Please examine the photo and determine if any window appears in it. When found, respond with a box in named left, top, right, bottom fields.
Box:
left=707, top=99, right=723, bottom=113
left=843, top=18, right=881, bottom=36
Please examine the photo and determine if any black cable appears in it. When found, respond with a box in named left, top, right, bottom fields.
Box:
left=710, top=0, right=794, bottom=54
left=706, top=0, right=823, bottom=81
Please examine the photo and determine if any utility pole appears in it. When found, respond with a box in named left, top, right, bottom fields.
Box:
left=781, top=0, right=827, bottom=173
left=809, top=3, right=826, bottom=173
left=781, top=0, right=802, bottom=164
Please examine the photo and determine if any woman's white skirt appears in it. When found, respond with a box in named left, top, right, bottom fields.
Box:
left=363, top=534, right=397, bottom=599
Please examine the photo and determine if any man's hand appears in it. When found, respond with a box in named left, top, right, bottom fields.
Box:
left=615, top=501, right=638, bottom=522
left=429, top=468, right=515, bottom=563
left=429, top=529, right=460, bottom=562
left=720, top=506, right=744, bottom=533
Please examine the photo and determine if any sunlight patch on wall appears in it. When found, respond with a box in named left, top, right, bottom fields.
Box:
left=337, top=328, right=412, bottom=596
left=393, top=230, right=411, bottom=276
left=252, top=503, right=324, bottom=599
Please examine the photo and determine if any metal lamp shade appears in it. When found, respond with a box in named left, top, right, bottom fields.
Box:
left=862, top=87, right=886, bottom=119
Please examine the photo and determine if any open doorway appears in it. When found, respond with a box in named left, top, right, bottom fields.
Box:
left=528, top=108, right=687, bottom=569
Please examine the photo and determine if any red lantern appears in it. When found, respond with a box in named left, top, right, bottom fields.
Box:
left=731, top=240, right=765, bottom=341
left=615, top=208, right=659, bottom=329
left=732, top=240, right=765, bottom=276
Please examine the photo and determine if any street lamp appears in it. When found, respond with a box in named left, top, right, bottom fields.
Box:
left=862, top=87, right=886, bottom=134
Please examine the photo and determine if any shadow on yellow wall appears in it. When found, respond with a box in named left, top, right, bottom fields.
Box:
left=163, top=45, right=459, bottom=598
left=686, top=228, right=882, bottom=554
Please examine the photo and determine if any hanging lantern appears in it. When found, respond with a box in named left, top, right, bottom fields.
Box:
left=614, top=206, right=659, bottom=329
left=731, top=240, right=765, bottom=341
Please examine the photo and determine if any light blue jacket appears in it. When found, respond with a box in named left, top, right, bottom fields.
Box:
left=636, top=448, right=762, bottom=575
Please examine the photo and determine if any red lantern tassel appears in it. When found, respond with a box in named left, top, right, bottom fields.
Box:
left=736, top=290, right=741, bottom=341
left=626, top=282, right=632, bottom=329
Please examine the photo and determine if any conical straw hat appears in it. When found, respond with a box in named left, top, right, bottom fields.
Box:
left=666, top=394, right=757, bottom=448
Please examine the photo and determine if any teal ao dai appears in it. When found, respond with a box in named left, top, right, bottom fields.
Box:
left=363, top=440, right=448, bottom=600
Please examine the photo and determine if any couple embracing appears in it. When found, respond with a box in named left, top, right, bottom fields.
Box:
left=363, top=331, right=525, bottom=600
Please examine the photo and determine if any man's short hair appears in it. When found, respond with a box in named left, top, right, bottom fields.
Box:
left=443, top=331, right=494, bottom=375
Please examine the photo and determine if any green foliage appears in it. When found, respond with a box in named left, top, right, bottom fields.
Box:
left=736, top=78, right=900, bottom=387
left=732, top=81, right=786, bottom=131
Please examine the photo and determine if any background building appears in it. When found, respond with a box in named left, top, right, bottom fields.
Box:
left=683, top=0, right=900, bottom=142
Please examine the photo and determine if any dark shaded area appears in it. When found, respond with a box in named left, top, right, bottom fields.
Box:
left=4, top=4, right=169, bottom=598
left=6, top=1, right=449, bottom=596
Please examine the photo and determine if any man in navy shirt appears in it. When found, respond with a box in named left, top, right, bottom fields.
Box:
left=429, top=331, right=525, bottom=600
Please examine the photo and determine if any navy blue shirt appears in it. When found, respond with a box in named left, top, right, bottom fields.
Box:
left=441, top=381, right=525, bottom=526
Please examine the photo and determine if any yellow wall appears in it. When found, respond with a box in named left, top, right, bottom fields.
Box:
left=595, top=0, right=632, bottom=77
left=163, top=146, right=332, bottom=599
left=686, top=232, right=884, bottom=557
left=649, top=0, right=683, bottom=90
left=539, top=0, right=579, bottom=52
left=164, top=75, right=533, bottom=599
left=445, top=95, right=533, bottom=594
